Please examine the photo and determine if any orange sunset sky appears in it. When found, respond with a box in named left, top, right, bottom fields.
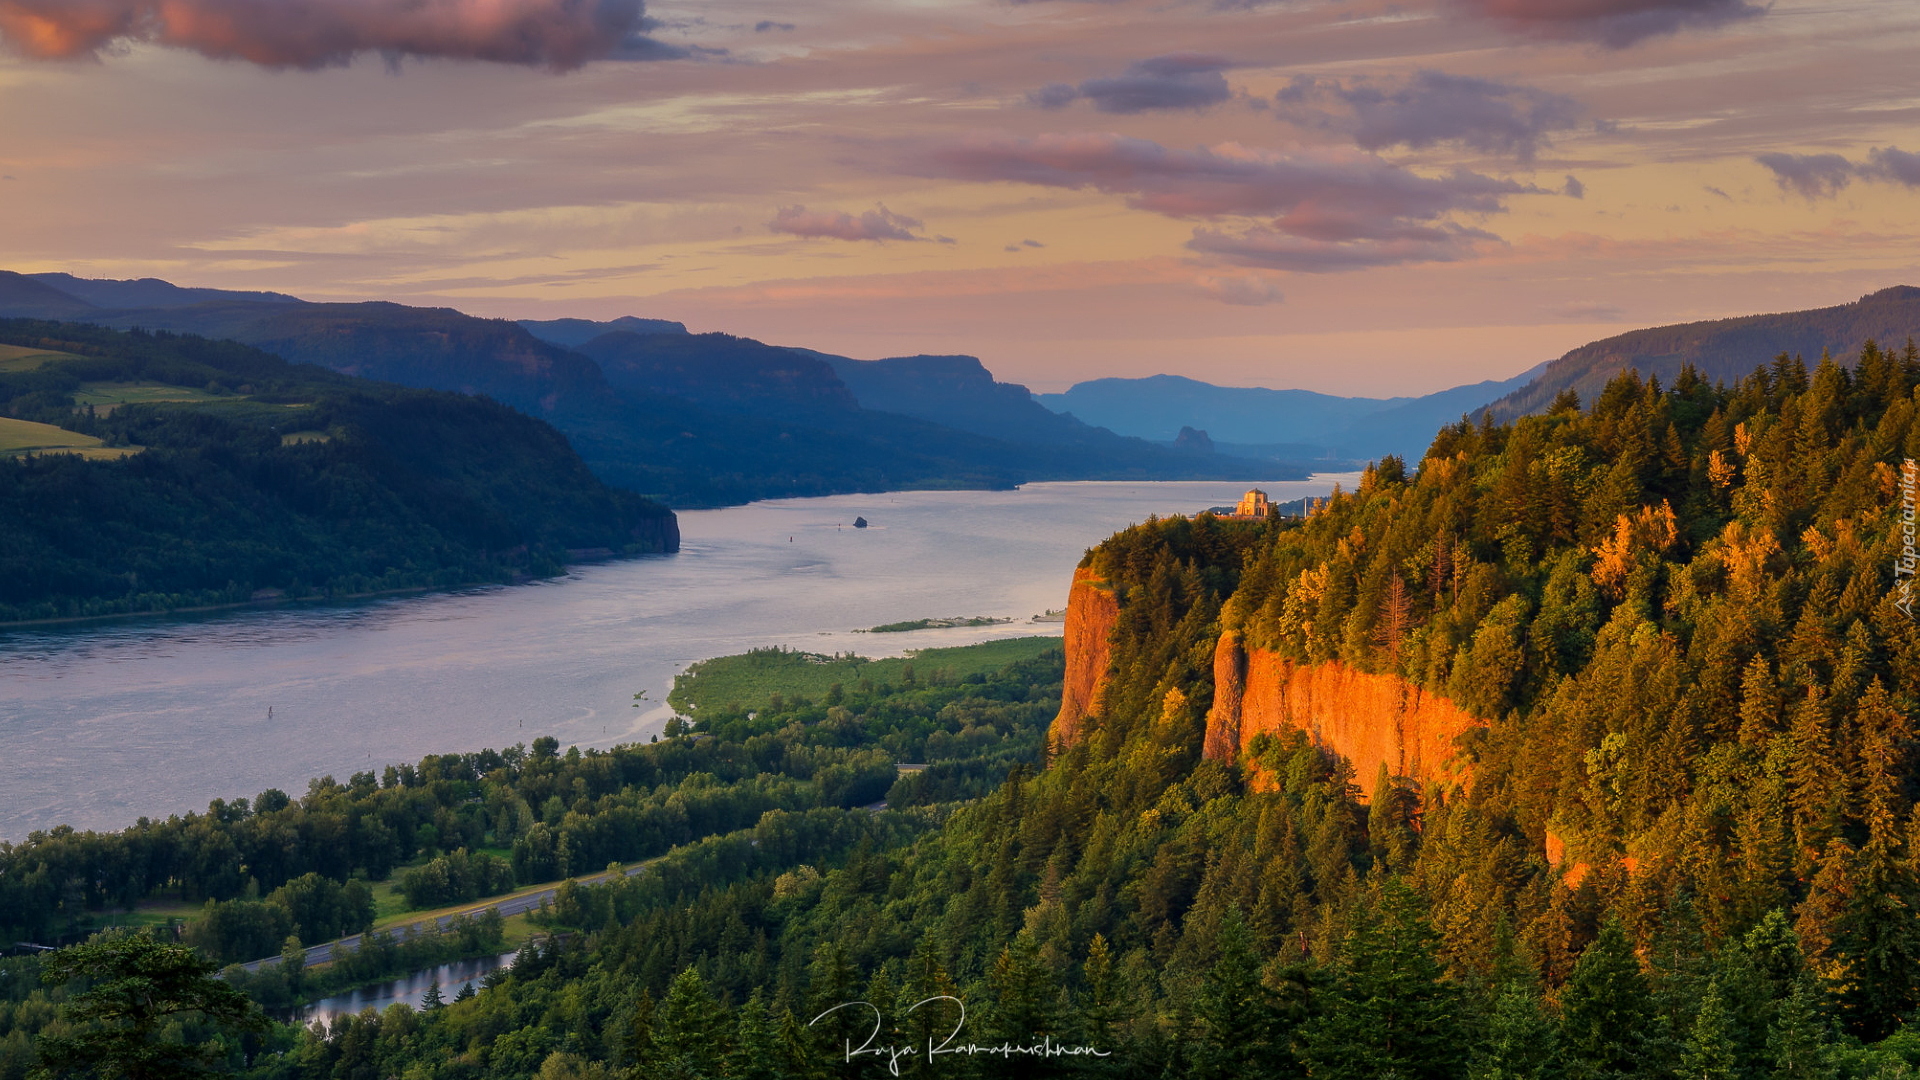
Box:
left=2, top=0, right=1917, bottom=395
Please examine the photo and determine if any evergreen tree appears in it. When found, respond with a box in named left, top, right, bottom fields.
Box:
left=1678, top=980, right=1739, bottom=1080
left=1470, top=979, right=1559, bottom=1080
left=1560, top=920, right=1656, bottom=1079
left=1766, top=981, right=1836, bottom=1080
left=1298, top=879, right=1464, bottom=1080
left=1193, top=908, right=1298, bottom=1078
left=652, top=966, right=727, bottom=1076
left=31, top=929, right=267, bottom=1080
left=420, top=978, right=445, bottom=1010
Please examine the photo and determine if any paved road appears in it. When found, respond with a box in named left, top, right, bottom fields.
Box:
left=235, top=863, right=648, bottom=974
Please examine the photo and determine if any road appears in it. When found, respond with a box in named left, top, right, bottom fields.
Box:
left=235, top=862, right=648, bottom=974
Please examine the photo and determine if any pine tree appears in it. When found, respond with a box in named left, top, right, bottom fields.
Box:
left=1560, top=919, right=1656, bottom=1079
left=420, top=978, right=445, bottom=1010
left=1193, top=908, right=1297, bottom=1078
left=1766, top=980, right=1836, bottom=1080
left=653, top=966, right=726, bottom=1076
left=727, top=991, right=783, bottom=1080
left=1470, top=979, right=1559, bottom=1080
left=1678, top=980, right=1739, bottom=1080
left=1298, top=879, right=1464, bottom=1079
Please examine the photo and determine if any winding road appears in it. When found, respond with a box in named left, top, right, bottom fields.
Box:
left=235, top=862, right=649, bottom=974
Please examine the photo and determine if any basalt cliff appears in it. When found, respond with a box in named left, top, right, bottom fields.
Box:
left=1049, top=532, right=1484, bottom=795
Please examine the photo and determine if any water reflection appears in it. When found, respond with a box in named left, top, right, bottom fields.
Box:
left=300, top=951, right=518, bottom=1027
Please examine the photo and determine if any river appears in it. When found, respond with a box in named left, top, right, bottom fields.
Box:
left=0, top=477, right=1350, bottom=840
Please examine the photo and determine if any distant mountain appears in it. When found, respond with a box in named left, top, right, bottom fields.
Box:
left=0, top=271, right=97, bottom=320
left=1037, top=375, right=1400, bottom=445
left=810, top=351, right=1154, bottom=447
left=579, top=332, right=859, bottom=419
left=25, top=272, right=302, bottom=309
left=1037, top=365, right=1545, bottom=464
left=0, top=272, right=1295, bottom=505
left=1489, top=285, right=1920, bottom=418
left=519, top=316, right=688, bottom=348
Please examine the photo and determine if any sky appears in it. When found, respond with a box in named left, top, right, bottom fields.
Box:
left=2, top=0, right=1918, bottom=395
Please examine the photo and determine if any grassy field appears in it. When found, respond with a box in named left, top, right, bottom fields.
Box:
left=0, top=343, right=82, bottom=371
left=0, top=416, right=140, bottom=460
left=861, top=615, right=1012, bottom=633
left=72, top=381, right=225, bottom=412
left=668, top=635, right=1061, bottom=714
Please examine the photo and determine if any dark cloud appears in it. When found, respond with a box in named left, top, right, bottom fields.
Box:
left=769, top=204, right=928, bottom=242
left=1028, top=54, right=1233, bottom=115
left=1275, top=71, right=1583, bottom=162
left=1755, top=151, right=1860, bottom=199
left=753, top=20, right=795, bottom=32
left=921, top=132, right=1543, bottom=271
left=1563, top=175, right=1585, bottom=198
left=0, top=0, right=675, bottom=70
left=1864, top=146, right=1920, bottom=187
left=1755, top=146, right=1920, bottom=200
left=1453, top=0, right=1766, bottom=48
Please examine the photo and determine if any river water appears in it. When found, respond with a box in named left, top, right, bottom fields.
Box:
left=0, top=477, right=1350, bottom=840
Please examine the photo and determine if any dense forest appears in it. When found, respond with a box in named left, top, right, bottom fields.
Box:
left=10, top=343, right=1920, bottom=1078
left=0, top=320, right=676, bottom=622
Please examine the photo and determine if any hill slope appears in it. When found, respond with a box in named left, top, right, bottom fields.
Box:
left=1491, top=285, right=1920, bottom=416
left=0, top=320, right=677, bottom=622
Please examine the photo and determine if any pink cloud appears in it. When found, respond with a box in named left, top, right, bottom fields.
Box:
left=1456, top=0, right=1764, bottom=48
left=0, top=0, right=670, bottom=70
left=919, top=132, right=1541, bottom=270
left=769, top=204, right=929, bottom=243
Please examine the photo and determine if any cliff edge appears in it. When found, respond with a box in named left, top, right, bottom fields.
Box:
left=1204, top=632, right=1482, bottom=792
left=1050, top=566, right=1119, bottom=750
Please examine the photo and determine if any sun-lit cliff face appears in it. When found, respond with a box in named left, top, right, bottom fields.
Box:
left=1050, top=560, right=1482, bottom=792
left=1050, top=566, right=1119, bottom=750
left=1203, top=631, right=1482, bottom=793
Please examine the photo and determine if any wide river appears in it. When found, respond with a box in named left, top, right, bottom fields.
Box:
left=0, top=477, right=1349, bottom=840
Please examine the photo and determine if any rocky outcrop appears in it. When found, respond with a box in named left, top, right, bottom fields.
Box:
left=1203, top=633, right=1481, bottom=793
left=1050, top=566, right=1120, bottom=750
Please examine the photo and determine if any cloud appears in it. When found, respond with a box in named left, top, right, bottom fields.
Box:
left=1753, top=147, right=1920, bottom=200
left=1452, top=0, right=1766, bottom=48
left=1274, top=71, right=1583, bottom=162
left=769, top=204, right=929, bottom=242
left=1755, top=152, right=1854, bottom=199
left=1563, top=175, right=1585, bottom=198
left=1028, top=54, right=1233, bottom=115
left=1863, top=146, right=1920, bottom=187
left=1188, top=222, right=1501, bottom=273
left=753, top=20, right=795, bottom=32
left=0, top=0, right=675, bottom=70
left=1196, top=273, right=1283, bottom=305
left=920, top=132, right=1543, bottom=271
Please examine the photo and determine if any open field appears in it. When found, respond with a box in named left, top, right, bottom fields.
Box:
left=72, top=381, right=225, bottom=412
left=0, top=343, right=85, bottom=371
left=0, top=416, right=140, bottom=460
left=668, top=634, right=1061, bottom=714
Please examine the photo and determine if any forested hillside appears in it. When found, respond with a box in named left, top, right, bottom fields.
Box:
left=0, top=320, right=676, bottom=622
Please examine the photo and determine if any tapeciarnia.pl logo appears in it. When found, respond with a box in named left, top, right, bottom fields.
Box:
left=1896, top=458, right=1917, bottom=620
